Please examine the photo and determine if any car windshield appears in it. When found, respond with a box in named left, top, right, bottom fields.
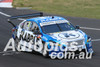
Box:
left=41, top=22, right=75, bottom=34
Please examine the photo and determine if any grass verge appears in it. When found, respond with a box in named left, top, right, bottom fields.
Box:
left=13, top=0, right=100, bottom=19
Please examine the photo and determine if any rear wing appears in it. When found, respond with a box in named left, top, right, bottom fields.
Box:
left=9, top=12, right=43, bottom=19
left=7, top=12, right=43, bottom=27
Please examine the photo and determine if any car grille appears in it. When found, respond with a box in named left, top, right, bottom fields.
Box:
left=67, top=39, right=84, bottom=46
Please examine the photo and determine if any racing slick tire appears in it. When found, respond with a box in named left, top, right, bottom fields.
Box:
left=14, top=36, right=22, bottom=51
left=42, top=42, right=49, bottom=58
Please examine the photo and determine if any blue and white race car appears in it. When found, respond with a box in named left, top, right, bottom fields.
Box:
left=8, top=13, right=93, bottom=57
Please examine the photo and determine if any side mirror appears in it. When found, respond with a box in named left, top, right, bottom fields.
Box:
left=75, top=25, right=80, bottom=29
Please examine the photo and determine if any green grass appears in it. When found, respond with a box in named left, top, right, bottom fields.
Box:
left=13, top=0, right=100, bottom=19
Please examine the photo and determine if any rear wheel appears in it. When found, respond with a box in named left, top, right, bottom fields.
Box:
left=14, top=36, right=22, bottom=51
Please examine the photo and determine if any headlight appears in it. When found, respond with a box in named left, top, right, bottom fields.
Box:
left=87, top=36, right=91, bottom=42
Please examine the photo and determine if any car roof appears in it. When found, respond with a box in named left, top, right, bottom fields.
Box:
left=26, top=16, right=68, bottom=24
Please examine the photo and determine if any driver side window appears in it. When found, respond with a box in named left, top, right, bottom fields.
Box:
left=31, top=22, right=40, bottom=33
left=23, top=21, right=32, bottom=31
left=22, top=21, right=40, bottom=34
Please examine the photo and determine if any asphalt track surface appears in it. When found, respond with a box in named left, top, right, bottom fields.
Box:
left=0, top=8, right=100, bottom=67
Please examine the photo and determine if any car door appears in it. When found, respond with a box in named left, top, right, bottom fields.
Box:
left=17, top=21, right=33, bottom=42
left=17, top=20, right=25, bottom=39
left=18, top=21, right=42, bottom=52
left=30, top=22, right=43, bottom=52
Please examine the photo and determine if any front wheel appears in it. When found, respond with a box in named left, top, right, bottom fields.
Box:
left=42, top=43, right=49, bottom=57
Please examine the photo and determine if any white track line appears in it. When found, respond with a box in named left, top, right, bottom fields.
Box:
left=81, top=27, right=100, bottom=31
left=0, top=12, right=11, bottom=17
left=0, top=11, right=25, bottom=20
left=92, top=39, right=100, bottom=42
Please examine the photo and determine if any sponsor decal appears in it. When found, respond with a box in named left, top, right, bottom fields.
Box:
left=40, top=20, right=68, bottom=26
left=58, top=33, right=80, bottom=39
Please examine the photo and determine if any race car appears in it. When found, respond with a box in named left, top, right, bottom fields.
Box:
left=8, top=13, right=93, bottom=57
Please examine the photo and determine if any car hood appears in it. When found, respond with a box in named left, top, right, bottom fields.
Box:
left=48, top=30, right=85, bottom=42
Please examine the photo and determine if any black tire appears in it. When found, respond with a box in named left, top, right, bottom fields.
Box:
left=14, top=37, right=19, bottom=51
left=42, top=42, right=49, bottom=58
left=14, top=36, right=22, bottom=51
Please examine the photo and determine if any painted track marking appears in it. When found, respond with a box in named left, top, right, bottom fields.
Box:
left=0, top=11, right=11, bottom=17
left=81, top=27, right=100, bottom=31
left=0, top=11, right=25, bottom=20
left=92, top=39, right=100, bottom=42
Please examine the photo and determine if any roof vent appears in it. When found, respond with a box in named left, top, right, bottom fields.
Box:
left=52, top=16, right=54, bottom=19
